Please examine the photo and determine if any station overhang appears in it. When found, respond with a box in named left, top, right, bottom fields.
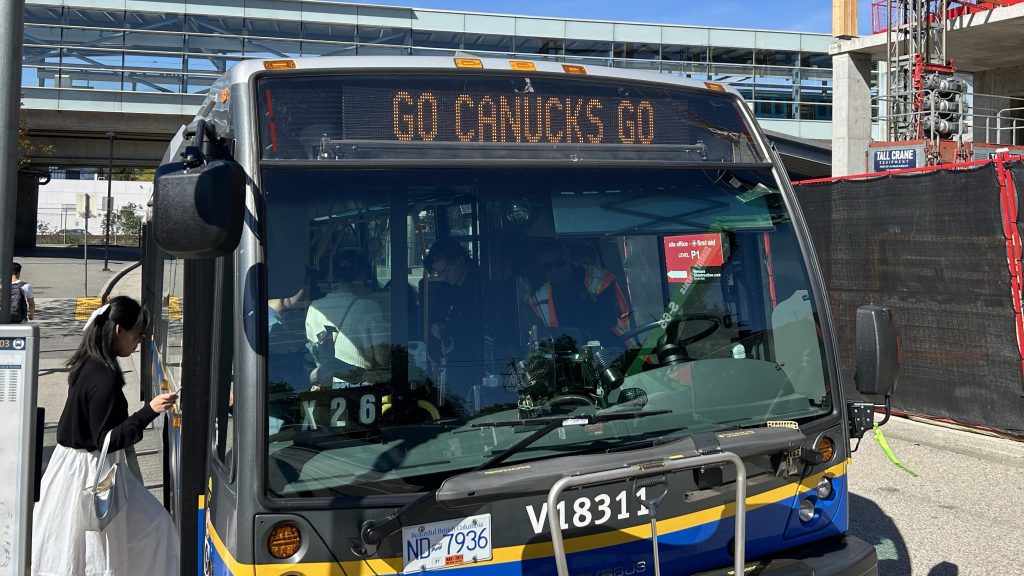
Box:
left=765, top=130, right=832, bottom=180
left=21, top=109, right=189, bottom=168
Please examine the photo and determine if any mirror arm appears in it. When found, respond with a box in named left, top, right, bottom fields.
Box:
left=182, top=118, right=207, bottom=169
left=876, top=394, right=891, bottom=427
left=182, top=119, right=231, bottom=167
left=846, top=394, right=892, bottom=444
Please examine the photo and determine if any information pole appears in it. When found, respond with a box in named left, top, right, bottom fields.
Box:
left=0, top=324, right=41, bottom=576
left=0, top=0, right=25, bottom=323
left=103, top=131, right=115, bottom=271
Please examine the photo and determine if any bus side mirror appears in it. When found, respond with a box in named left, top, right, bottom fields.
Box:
left=152, top=159, right=245, bottom=258
left=854, top=305, right=898, bottom=396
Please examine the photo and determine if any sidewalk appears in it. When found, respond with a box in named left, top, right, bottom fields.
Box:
left=33, top=264, right=143, bottom=425
left=12, top=245, right=140, bottom=300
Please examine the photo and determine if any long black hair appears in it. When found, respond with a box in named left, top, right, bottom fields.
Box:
left=67, top=295, right=150, bottom=385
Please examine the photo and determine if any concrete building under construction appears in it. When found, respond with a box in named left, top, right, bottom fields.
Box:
left=831, top=0, right=1024, bottom=176
left=802, top=1, right=1024, bottom=433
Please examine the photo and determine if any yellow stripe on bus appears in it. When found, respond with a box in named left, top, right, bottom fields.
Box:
left=205, top=461, right=849, bottom=576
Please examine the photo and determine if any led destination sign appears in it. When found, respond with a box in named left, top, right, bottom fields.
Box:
left=259, top=74, right=763, bottom=161
left=389, top=91, right=657, bottom=145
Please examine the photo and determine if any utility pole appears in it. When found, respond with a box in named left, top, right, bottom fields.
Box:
left=0, top=0, right=25, bottom=323
left=84, top=199, right=89, bottom=297
left=61, top=203, right=73, bottom=244
left=103, top=131, right=114, bottom=271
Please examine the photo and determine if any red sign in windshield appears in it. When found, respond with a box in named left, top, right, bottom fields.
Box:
left=664, top=234, right=724, bottom=283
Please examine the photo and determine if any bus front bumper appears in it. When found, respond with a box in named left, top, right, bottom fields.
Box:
left=693, top=535, right=877, bottom=576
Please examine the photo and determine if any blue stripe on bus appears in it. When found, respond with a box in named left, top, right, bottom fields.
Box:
left=201, top=473, right=847, bottom=576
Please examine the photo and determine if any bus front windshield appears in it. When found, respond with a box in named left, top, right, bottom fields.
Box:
left=262, top=167, right=830, bottom=498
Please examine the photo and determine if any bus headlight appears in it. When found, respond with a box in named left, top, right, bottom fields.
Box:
left=798, top=498, right=815, bottom=523
left=816, top=477, right=833, bottom=500
left=268, top=522, right=302, bottom=559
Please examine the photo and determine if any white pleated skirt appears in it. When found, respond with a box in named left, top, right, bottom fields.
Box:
left=31, top=444, right=179, bottom=576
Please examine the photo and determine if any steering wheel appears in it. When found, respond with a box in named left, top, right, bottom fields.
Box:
left=620, top=313, right=721, bottom=347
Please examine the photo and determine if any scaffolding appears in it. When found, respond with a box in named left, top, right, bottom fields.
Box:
left=870, top=0, right=1021, bottom=163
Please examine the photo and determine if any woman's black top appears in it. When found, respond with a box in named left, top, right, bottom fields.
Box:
left=56, top=356, right=158, bottom=452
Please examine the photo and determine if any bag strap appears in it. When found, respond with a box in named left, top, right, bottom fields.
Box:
left=337, top=296, right=362, bottom=329
left=93, top=430, right=113, bottom=492
left=320, top=295, right=363, bottom=340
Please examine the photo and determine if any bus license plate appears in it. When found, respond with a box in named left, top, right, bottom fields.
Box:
left=402, top=514, right=492, bottom=572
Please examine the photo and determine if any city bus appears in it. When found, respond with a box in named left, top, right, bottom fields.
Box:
left=143, top=56, right=897, bottom=576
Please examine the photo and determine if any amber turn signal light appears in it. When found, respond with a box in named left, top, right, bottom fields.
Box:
left=263, top=59, right=296, bottom=70
left=268, top=522, right=302, bottom=559
left=815, top=436, right=835, bottom=463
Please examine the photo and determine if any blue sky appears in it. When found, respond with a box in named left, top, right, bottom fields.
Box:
left=354, top=0, right=875, bottom=34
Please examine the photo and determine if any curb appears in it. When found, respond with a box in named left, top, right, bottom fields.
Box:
left=99, top=260, right=142, bottom=300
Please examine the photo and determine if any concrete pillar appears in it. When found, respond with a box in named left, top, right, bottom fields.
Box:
left=832, top=52, right=873, bottom=176
left=15, top=172, right=39, bottom=249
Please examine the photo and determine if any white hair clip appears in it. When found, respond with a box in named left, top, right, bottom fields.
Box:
left=83, top=303, right=111, bottom=332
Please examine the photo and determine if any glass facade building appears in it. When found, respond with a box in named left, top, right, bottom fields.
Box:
left=23, top=1, right=834, bottom=139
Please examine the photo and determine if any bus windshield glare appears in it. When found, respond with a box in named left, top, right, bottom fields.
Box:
left=262, top=166, right=830, bottom=499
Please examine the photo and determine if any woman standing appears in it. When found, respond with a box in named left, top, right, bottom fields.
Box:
left=32, top=296, right=179, bottom=575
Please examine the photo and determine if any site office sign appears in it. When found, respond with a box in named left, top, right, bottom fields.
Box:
left=663, top=233, right=724, bottom=283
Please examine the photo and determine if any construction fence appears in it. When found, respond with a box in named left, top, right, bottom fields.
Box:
left=793, top=156, right=1024, bottom=435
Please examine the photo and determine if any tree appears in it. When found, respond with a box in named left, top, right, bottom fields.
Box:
left=99, top=202, right=143, bottom=244
left=111, top=168, right=155, bottom=182
left=116, top=202, right=143, bottom=237
left=18, top=126, right=53, bottom=169
left=18, top=102, right=54, bottom=169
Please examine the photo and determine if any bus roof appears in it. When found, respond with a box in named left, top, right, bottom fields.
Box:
left=219, top=55, right=744, bottom=98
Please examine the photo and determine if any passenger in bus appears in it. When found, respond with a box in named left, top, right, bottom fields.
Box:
left=527, top=240, right=630, bottom=345
left=305, top=250, right=390, bottom=385
left=268, top=280, right=314, bottom=433
left=422, top=239, right=485, bottom=405
left=32, top=296, right=179, bottom=576
left=423, top=239, right=482, bottom=356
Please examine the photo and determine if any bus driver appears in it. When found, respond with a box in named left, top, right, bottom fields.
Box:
left=527, top=240, right=630, bottom=345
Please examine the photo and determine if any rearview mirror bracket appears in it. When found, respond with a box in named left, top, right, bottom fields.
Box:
left=152, top=119, right=245, bottom=259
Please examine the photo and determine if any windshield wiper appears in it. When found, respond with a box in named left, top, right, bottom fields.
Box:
left=480, top=410, right=673, bottom=429
left=355, top=409, right=670, bottom=557
left=475, top=409, right=671, bottom=468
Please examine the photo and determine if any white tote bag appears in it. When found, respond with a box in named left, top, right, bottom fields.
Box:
left=80, top=431, right=126, bottom=531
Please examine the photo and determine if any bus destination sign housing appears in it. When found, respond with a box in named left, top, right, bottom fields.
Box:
left=257, top=72, right=764, bottom=163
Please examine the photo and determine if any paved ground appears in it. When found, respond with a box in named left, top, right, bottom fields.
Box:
left=848, top=416, right=1024, bottom=575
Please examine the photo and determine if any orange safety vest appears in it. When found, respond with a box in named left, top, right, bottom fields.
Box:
left=529, top=265, right=630, bottom=336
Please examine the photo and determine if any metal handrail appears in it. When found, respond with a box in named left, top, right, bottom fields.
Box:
left=871, top=90, right=1024, bottom=145
left=995, top=106, right=1024, bottom=146
left=546, top=452, right=748, bottom=576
